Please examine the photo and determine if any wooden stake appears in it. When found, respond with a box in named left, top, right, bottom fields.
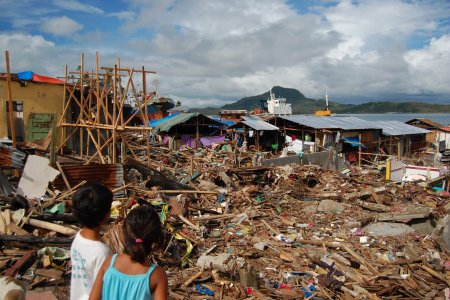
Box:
left=5, top=51, right=16, bottom=149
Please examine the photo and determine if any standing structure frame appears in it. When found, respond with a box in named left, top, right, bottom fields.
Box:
left=58, top=53, right=156, bottom=165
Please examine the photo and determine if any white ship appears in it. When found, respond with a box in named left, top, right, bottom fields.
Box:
left=267, top=83, right=292, bottom=115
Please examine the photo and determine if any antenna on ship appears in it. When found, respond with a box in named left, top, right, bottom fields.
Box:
left=268, top=74, right=274, bottom=100
left=326, top=90, right=329, bottom=109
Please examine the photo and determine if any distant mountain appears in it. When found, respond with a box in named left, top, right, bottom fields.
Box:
left=192, top=86, right=450, bottom=114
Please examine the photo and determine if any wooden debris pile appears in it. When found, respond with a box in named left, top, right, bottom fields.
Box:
left=1, top=145, right=450, bottom=299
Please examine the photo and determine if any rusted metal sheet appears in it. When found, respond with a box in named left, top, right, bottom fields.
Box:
left=53, top=164, right=124, bottom=194
left=0, top=143, right=26, bottom=168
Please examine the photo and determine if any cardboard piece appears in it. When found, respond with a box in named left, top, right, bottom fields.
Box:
left=17, top=155, right=59, bottom=198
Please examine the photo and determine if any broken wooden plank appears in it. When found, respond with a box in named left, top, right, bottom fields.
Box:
left=4, top=250, right=36, bottom=277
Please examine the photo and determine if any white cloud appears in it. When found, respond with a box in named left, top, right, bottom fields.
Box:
left=404, top=34, right=450, bottom=94
left=2, top=0, right=450, bottom=107
left=41, top=16, right=84, bottom=37
left=0, top=33, right=56, bottom=72
left=108, top=11, right=136, bottom=21
left=52, top=0, right=103, bottom=14
left=124, top=0, right=296, bottom=38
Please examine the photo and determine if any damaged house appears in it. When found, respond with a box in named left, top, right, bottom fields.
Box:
left=269, top=115, right=382, bottom=164
left=0, top=71, right=65, bottom=146
left=229, top=115, right=281, bottom=151
left=152, top=112, right=225, bottom=150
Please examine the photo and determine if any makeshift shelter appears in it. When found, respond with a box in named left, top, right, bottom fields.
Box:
left=153, top=112, right=225, bottom=149
left=373, top=121, right=430, bottom=158
left=269, top=115, right=382, bottom=164
left=229, top=116, right=280, bottom=151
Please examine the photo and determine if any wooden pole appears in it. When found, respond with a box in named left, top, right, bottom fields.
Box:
left=50, top=113, right=57, bottom=166
left=378, top=135, right=381, bottom=154
left=358, top=132, right=362, bottom=167
left=5, top=51, right=16, bottom=149
left=196, top=116, right=199, bottom=148
left=301, top=129, right=304, bottom=150
left=96, top=52, right=102, bottom=162
left=142, top=66, right=150, bottom=165
left=112, top=64, right=117, bottom=163
left=389, top=137, right=392, bottom=155
left=60, top=64, right=68, bottom=154
left=314, top=130, right=317, bottom=152
left=79, top=53, right=84, bottom=158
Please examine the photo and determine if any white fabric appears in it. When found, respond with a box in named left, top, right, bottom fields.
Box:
left=70, top=231, right=111, bottom=300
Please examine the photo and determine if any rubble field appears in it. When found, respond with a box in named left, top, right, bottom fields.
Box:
left=1, top=145, right=450, bottom=300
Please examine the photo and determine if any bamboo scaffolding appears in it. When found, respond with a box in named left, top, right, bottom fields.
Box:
left=58, top=53, right=156, bottom=164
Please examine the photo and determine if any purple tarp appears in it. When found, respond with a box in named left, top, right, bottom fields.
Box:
left=181, top=135, right=196, bottom=149
left=200, top=135, right=226, bottom=147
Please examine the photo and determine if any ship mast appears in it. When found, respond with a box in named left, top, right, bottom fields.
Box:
left=269, top=74, right=274, bottom=100
left=325, top=90, right=329, bottom=109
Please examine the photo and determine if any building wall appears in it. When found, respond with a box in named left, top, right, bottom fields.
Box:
left=0, top=79, right=64, bottom=144
left=438, top=131, right=450, bottom=150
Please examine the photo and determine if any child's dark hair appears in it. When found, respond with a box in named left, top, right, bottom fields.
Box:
left=123, top=205, right=163, bottom=264
left=72, top=183, right=113, bottom=229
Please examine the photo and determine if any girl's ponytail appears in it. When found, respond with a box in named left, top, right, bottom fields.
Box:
left=123, top=206, right=163, bottom=264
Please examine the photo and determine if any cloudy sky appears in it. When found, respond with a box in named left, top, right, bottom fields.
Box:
left=1, top=0, right=449, bottom=107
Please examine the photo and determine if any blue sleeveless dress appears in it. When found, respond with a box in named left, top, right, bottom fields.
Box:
left=101, top=254, right=157, bottom=300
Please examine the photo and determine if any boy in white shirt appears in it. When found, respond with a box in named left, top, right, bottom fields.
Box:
left=70, top=184, right=113, bottom=300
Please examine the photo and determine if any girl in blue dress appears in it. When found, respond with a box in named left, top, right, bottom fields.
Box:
left=90, top=205, right=168, bottom=300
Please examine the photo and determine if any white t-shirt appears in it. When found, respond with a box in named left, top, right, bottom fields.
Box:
left=70, top=231, right=112, bottom=300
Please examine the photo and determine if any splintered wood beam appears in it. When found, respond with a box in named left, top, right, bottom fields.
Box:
left=4, top=250, right=36, bottom=277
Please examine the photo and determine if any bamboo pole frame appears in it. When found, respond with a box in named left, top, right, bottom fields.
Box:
left=58, top=53, right=156, bottom=164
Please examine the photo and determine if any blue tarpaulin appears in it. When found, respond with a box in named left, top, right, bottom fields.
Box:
left=17, top=71, right=34, bottom=80
left=148, top=113, right=180, bottom=127
left=342, top=136, right=366, bottom=148
left=211, top=118, right=235, bottom=127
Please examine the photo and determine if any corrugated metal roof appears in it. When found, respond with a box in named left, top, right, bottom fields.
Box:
left=153, top=112, right=224, bottom=132
left=53, top=164, right=124, bottom=196
left=278, top=115, right=381, bottom=130
left=406, top=118, right=443, bottom=128
left=374, top=121, right=430, bottom=136
left=0, top=143, right=27, bottom=168
left=240, top=116, right=279, bottom=130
